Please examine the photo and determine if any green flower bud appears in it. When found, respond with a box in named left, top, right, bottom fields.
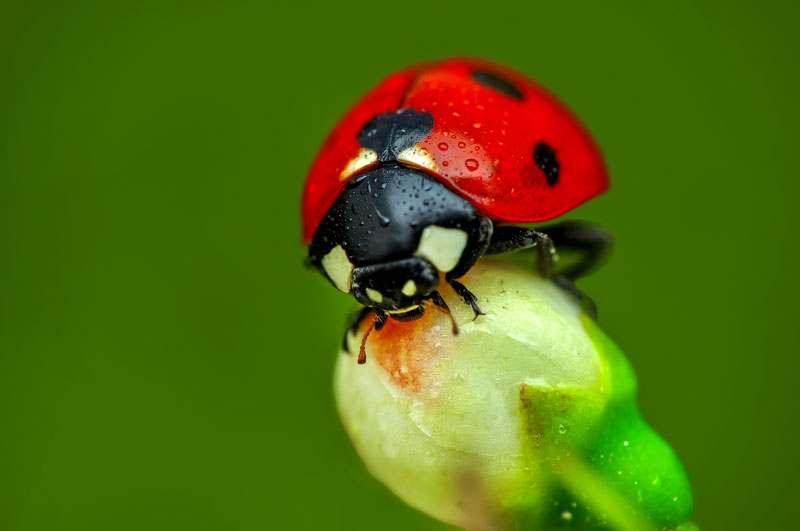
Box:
left=335, top=260, right=694, bottom=530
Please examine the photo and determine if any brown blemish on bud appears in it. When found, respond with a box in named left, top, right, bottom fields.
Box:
left=358, top=308, right=449, bottom=392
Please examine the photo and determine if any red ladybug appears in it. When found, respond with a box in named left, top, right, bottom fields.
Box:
left=303, top=59, right=611, bottom=361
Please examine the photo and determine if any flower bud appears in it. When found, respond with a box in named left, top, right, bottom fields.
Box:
left=335, top=260, right=693, bottom=530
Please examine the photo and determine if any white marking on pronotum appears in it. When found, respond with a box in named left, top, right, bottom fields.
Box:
left=321, top=245, right=353, bottom=293
left=401, top=279, right=417, bottom=297
left=339, top=148, right=378, bottom=181
left=366, top=288, right=383, bottom=304
left=397, top=145, right=437, bottom=172
left=415, top=225, right=468, bottom=273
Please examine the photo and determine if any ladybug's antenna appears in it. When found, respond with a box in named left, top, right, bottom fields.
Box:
left=358, top=320, right=375, bottom=364
left=358, top=309, right=388, bottom=364
left=430, top=291, right=459, bottom=335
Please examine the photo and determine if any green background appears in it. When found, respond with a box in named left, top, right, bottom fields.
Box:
left=1, top=1, right=797, bottom=529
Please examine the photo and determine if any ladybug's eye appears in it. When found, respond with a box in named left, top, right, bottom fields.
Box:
left=471, top=70, right=525, bottom=100
left=533, top=142, right=560, bottom=186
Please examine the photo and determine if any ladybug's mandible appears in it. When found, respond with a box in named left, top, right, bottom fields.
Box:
left=302, top=59, right=611, bottom=361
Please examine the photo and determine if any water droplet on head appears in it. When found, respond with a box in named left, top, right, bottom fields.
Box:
left=465, top=159, right=479, bottom=171
left=373, top=205, right=391, bottom=227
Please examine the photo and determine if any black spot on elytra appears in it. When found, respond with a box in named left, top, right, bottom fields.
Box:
left=472, top=70, right=525, bottom=100
left=357, top=109, right=433, bottom=162
left=533, top=142, right=560, bottom=186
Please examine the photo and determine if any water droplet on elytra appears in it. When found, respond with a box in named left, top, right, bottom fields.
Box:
left=437, top=142, right=449, bottom=151
left=465, top=159, right=479, bottom=171
left=458, top=141, right=467, bottom=149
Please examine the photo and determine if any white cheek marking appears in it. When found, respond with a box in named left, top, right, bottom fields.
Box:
left=401, top=280, right=417, bottom=297
left=366, top=288, right=383, bottom=304
left=397, top=145, right=437, bottom=172
left=340, top=148, right=378, bottom=181
left=321, top=245, right=353, bottom=293
left=415, top=225, right=468, bottom=273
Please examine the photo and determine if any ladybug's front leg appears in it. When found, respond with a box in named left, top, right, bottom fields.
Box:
left=446, top=278, right=485, bottom=321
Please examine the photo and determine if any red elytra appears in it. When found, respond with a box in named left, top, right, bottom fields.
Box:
left=301, top=58, right=608, bottom=242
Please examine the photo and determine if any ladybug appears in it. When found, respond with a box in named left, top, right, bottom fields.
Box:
left=303, top=59, right=611, bottom=362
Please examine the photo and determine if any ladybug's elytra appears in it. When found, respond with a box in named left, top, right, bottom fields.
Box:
left=302, top=59, right=612, bottom=362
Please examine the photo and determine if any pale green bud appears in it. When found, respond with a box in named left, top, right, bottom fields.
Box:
left=335, top=260, right=693, bottom=530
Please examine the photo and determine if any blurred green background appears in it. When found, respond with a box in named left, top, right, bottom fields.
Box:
left=1, top=1, right=797, bottom=529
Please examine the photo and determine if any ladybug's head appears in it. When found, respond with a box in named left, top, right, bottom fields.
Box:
left=307, top=164, right=491, bottom=316
left=350, top=257, right=439, bottom=316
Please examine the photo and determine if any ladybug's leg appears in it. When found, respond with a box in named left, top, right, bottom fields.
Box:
left=486, top=222, right=611, bottom=319
left=536, top=221, right=612, bottom=281
left=447, top=279, right=485, bottom=320
left=442, top=217, right=493, bottom=321
left=485, top=226, right=559, bottom=276
left=486, top=222, right=611, bottom=280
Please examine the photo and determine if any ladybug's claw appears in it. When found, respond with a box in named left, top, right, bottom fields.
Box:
left=448, top=279, right=484, bottom=321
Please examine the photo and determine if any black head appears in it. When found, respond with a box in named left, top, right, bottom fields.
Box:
left=308, top=164, right=492, bottom=314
